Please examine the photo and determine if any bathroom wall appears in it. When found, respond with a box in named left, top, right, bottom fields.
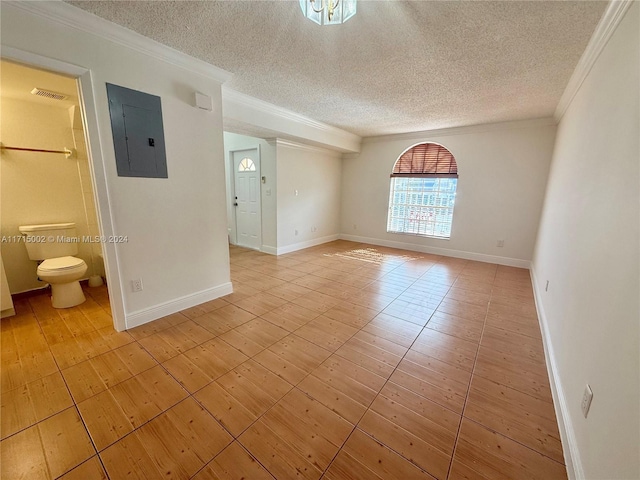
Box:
left=0, top=96, right=96, bottom=293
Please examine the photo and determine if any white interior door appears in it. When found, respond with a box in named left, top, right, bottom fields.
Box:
left=232, top=148, right=261, bottom=250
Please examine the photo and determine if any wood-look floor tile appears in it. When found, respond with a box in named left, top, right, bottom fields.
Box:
left=392, top=360, right=469, bottom=413
left=436, top=298, right=487, bottom=323
left=78, top=365, right=187, bottom=450
left=379, top=382, right=461, bottom=443
left=253, top=335, right=331, bottom=384
left=265, top=283, right=313, bottom=302
left=487, top=301, right=537, bottom=321
left=358, top=408, right=449, bottom=479
left=1, top=371, right=73, bottom=439
left=474, top=346, right=552, bottom=401
left=412, top=329, right=478, bottom=372
left=49, top=326, right=134, bottom=369
left=465, top=375, right=563, bottom=463
left=38, top=307, right=98, bottom=345
left=261, top=302, right=321, bottom=331
left=445, top=287, right=491, bottom=307
left=315, top=282, right=363, bottom=301
left=382, top=299, right=436, bottom=326
left=322, top=301, right=379, bottom=329
left=1, top=407, right=95, bottom=479
left=61, top=342, right=157, bottom=403
left=232, top=292, right=288, bottom=316
left=452, top=276, right=494, bottom=294
left=295, top=315, right=359, bottom=351
left=325, top=428, right=436, bottom=480
left=193, top=441, right=275, bottom=479
left=240, top=389, right=352, bottom=479
left=426, top=311, right=483, bottom=343
left=348, top=292, right=401, bottom=315
left=335, top=334, right=404, bottom=379
left=162, top=338, right=248, bottom=392
left=291, top=291, right=342, bottom=314
left=361, top=313, right=423, bottom=348
left=138, top=320, right=215, bottom=363
left=196, top=359, right=292, bottom=436
left=58, top=456, right=108, bottom=479
left=449, top=419, right=567, bottom=480
left=291, top=274, right=331, bottom=291
left=1, top=339, right=59, bottom=391
left=127, top=312, right=189, bottom=341
left=485, top=309, right=542, bottom=339
left=180, top=298, right=229, bottom=320
left=193, top=304, right=256, bottom=335
left=219, top=318, right=289, bottom=357
left=352, top=330, right=409, bottom=357
left=239, top=419, right=323, bottom=480
left=480, top=326, right=545, bottom=364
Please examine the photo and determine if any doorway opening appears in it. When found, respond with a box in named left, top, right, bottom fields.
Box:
left=229, top=147, right=262, bottom=251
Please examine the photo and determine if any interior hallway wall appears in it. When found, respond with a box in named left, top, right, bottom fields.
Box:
left=531, top=3, right=640, bottom=478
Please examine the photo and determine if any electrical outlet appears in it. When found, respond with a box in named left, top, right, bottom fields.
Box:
left=496, top=239, right=504, bottom=247
left=131, top=278, right=143, bottom=292
left=545, top=280, right=550, bottom=292
left=294, top=229, right=299, bottom=236
left=311, top=226, right=317, bottom=232
left=581, top=384, right=593, bottom=418
left=294, top=189, right=299, bottom=196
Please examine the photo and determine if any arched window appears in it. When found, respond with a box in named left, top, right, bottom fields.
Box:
left=387, top=143, right=459, bottom=239
left=238, top=157, right=256, bottom=172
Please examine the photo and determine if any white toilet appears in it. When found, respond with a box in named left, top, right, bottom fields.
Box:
left=19, top=223, right=88, bottom=308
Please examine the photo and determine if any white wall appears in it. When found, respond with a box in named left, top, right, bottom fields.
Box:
left=223, top=132, right=277, bottom=253
left=276, top=141, right=342, bottom=253
left=340, top=120, right=557, bottom=266
left=2, top=3, right=231, bottom=328
left=0, top=97, right=96, bottom=293
left=532, top=4, right=639, bottom=479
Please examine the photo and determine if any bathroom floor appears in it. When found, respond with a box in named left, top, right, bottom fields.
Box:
left=1, top=241, right=566, bottom=479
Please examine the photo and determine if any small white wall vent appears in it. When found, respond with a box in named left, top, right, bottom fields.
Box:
left=30, top=87, right=68, bottom=101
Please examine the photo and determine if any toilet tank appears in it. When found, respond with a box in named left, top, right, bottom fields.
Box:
left=18, top=223, right=79, bottom=260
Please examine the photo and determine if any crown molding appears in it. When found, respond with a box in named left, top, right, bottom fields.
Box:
left=275, top=138, right=342, bottom=158
left=554, top=0, right=634, bottom=121
left=362, top=117, right=557, bottom=145
left=5, top=0, right=233, bottom=84
left=222, top=88, right=361, bottom=145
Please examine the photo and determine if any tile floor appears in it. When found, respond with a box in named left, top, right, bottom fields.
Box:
left=0, top=241, right=567, bottom=479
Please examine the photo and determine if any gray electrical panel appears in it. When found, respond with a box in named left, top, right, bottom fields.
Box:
left=106, top=83, right=168, bottom=178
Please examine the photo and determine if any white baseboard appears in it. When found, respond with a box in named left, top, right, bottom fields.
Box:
left=530, top=265, right=581, bottom=480
left=125, top=282, right=233, bottom=329
left=277, top=234, right=340, bottom=255
left=261, top=245, right=278, bottom=255
left=339, top=234, right=530, bottom=268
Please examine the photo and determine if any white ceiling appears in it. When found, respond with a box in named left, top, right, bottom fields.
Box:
left=66, top=0, right=607, bottom=137
left=1, top=60, right=79, bottom=109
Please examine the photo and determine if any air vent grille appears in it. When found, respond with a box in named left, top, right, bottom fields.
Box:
left=30, top=88, right=68, bottom=101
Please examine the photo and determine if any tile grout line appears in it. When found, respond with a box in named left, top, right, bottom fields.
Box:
left=444, top=270, right=496, bottom=480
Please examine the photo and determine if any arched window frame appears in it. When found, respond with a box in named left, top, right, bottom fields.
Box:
left=387, top=143, right=459, bottom=239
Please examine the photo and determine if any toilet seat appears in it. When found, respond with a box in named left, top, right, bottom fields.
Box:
left=38, top=256, right=85, bottom=272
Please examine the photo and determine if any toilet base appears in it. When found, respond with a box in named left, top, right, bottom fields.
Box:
left=50, top=281, right=86, bottom=308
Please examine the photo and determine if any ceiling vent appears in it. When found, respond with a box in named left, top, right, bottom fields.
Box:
left=30, top=87, right=68, bottom=101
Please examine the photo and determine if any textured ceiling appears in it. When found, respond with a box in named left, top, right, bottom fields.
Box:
left=67, top=1, right=607, bottom=137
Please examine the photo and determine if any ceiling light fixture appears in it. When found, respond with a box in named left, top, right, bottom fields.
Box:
left=299, top=0, right=356, bottom=25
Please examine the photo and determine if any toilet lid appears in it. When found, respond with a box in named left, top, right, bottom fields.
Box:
left=38, top=256, right=86, bottom=272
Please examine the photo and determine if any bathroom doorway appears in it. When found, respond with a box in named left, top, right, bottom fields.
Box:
left=0, top=50, right=124, bottom=331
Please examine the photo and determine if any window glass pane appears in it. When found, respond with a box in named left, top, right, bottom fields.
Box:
left=387, top=177, right=457, bottom=239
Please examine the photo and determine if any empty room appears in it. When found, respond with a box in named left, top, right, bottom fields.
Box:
left=0, top=1, right=638, bottom=480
